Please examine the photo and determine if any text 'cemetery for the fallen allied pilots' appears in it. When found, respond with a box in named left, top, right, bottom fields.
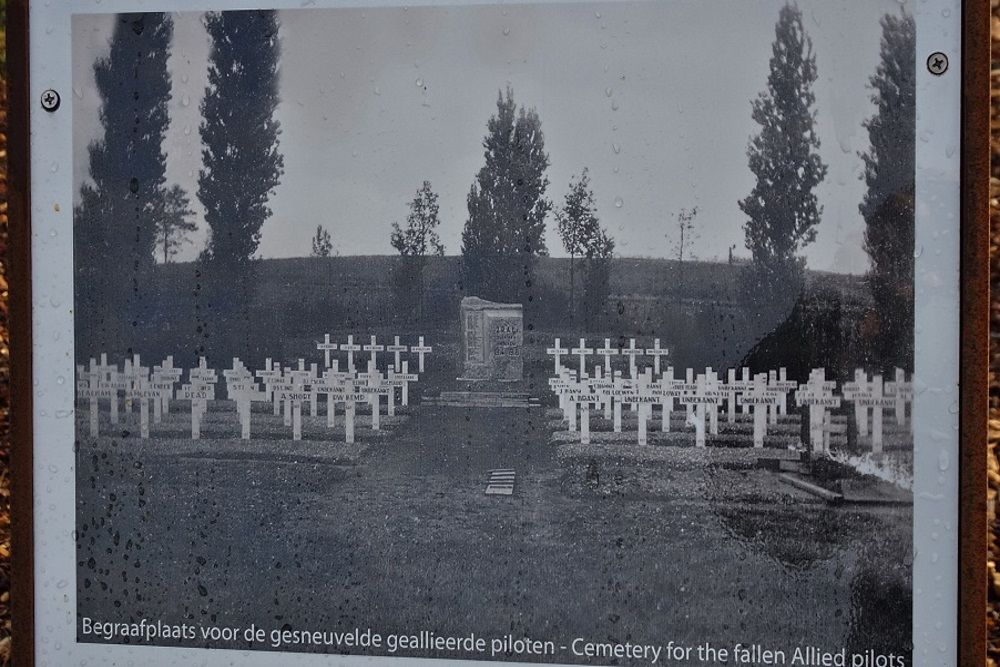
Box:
left=72, top=2, right=917, bottom=665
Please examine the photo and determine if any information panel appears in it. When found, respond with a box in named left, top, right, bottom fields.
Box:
left=19, top=0, right=976, bottom=665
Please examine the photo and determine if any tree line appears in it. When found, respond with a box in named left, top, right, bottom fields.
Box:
left=75, top=5, right=914, bottom=372
left=75, top=11, right=283, bottom=361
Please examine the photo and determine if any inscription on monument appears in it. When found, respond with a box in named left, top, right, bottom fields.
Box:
left=459, top=297, right=523, bottom=381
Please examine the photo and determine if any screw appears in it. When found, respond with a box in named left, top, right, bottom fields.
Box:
left=927, top=52, right=949, bottom=76
left=41, top=89, right=61, bottom=112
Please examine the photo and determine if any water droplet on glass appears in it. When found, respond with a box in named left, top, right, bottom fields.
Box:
left=46, top=25, right=54, bottom=34
left=374, top=86, right=381, bottom=95
left=613, top=166, right=619, bottom=173
left=913, top=245, right=923, bottom=258
left=612, top=143, right=621, bottom=154
left=415, top=77, right=424, bottom=87
left=614, top=195, right=624, bottom=208
left=73, top=86, right=84, bottom=99
left=181, top=74, right=189, bottom=84
left=181, top=95, right=191, bottom=107
left=611, top=100, right=619, bottom=111
left=945, top=144, right=957, bottom=158
left=942, top=8, right=950, bottom=17
left=503, top=27, right=510, bottom=36
left=183, top=126, right=191, bottom=136
left=595, top=10, right=601, bottom=18
left=938, top=450, right=949, bottom=471
left=605, top=87, right=613, bottom=97
left=56, top=579, right=69, bottom=589
left=50, top=162, right=58, bottom=173
left=50, top=296, right=62, bottom=308
left=56, top=376, right=65, bottom=385
left=947, top=402, right=959, bottom=415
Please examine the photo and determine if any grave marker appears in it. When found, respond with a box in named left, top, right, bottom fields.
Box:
left=77, top=359, right=108, bottom=437
left=364, top=335, right=384, bottom=368
left=794, top=368, right=841, bottom=454
left=596, top=339, right=619, bottom=373
left=726, top=367, right=754, bottom=422
left=651, top=366, right=684, bottom=432
left=546, top=338, right=569, bottom=374
left=150, top=356, right=182, bottom=422
left=411, top=336, right=433, bottom=374
left=884, top=367, right=913, bottom=431
left=855, top=374, right=895, bottom=454
left=645, top=339, right=669, bottom=375
left=317, top=334, right=339, bottom=369
left=123, top=355, right=156, bottom=439
left=181, top=358, right=217, bottom=439
left=96, top=354, right=124, bottom=424
left=842, top=370, right=872, bottom=437
left=387, top=336, right=409, bottom=371
left=620, top=338, right=643, bottom=379
left=678, top=370, right=722, bottom=447
left=224, top=359, right=267, bottom=439
left=738, top=373, right=779, bottom=448
left=340, top=335, right=362, bottom=374
left=570, top=338, right=594, bottom=377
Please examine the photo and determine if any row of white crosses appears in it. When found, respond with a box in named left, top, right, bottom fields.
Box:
left=547, top=352, right=913, bottom=453
left=77, top=354, right=186, bottom=439
left=245, top=356, right=419, bottom=443
left=550, top=364, right=798, bottom=448
left=75, top=343, right=430, bottom=442
left=547, top=337, right=671, bottom=379
left=316, top=334, right=433, bottom=373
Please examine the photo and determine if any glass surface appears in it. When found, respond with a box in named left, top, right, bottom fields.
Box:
left=28, top=0, right=961, bottom=664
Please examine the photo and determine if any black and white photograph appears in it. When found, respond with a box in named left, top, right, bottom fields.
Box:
left=71, top=1, right=916, bottom=663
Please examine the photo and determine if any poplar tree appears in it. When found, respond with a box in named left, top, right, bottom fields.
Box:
left=198, top=9, right=284, bottom=268
left=860, top=13, right=916, bottom=371
left=738, top=3, right=826, bottom=307
left=196, top=9, right=283, bottom=359
left=462, top=87, right=551, bottom=303
left=74, top=13, right=174, bottom=357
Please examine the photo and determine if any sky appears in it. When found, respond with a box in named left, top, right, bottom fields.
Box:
left=72, top=0, right=907, bottom=272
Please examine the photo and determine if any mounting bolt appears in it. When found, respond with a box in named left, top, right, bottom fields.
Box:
left=926, top=52, right=949, bottom=76
left=40, top=89, right=61, bottom=112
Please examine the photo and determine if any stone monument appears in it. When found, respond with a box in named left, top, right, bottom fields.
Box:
left=459, top=297, right=523, bottom=381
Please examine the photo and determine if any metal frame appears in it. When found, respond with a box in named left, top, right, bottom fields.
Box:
left=4, top=1, right=990, bottom=665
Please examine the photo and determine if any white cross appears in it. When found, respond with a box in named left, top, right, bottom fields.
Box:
left=738, top=373, right=778, bottom=448
left=570, top=338, right=594, bottom=376
left=842, top=369, right=872, bottom=438
left=363, top=335, right=384, bottom=369
left=645, top=338, right=669, bottom=375
left=341, top=335, right=362, bottom=373
left=410, top=336, right=433, bottom=373
left=794, top=368, right=840, bottom=454
left=620, top=338, right=643, bottom=378
left=317, top=334, right=339, bottom=369
left=387, top=336, right=409, bottom=371
left=596, top=338, right=619, bottom=373
left=546, top=338, right=569, bottom=374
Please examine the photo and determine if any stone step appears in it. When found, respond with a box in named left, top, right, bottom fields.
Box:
left=424, top=392, right=541, bottom=408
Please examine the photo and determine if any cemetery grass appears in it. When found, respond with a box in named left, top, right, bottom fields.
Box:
left=76, top=405, right=910, bottom=662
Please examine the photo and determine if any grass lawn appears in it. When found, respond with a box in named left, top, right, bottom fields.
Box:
left=75, top=404, right=911, bottom=665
